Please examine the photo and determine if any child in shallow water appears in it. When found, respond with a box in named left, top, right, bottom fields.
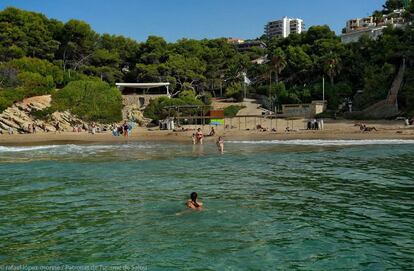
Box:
left=216, top=136, right=224, bottom=154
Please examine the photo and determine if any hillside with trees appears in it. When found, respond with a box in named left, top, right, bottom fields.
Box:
left=0, top=0, right=413, bottom=123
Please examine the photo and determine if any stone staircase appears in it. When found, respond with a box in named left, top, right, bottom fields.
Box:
left=346, top=59, right=405, bottom=119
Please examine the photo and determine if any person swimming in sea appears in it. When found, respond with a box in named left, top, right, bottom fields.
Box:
left=186, top=192, right=203, bottom=209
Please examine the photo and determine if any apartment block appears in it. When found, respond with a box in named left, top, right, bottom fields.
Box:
left=341, top=9, right=407, bottom=44
left=264, top=17, right=305, bottom=39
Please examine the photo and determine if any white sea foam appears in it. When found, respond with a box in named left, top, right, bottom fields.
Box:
left=0, top=143, right=154, bottom=153
left=1, top=140, right=413, bottom=154
left=0, top=145, right=61, bottom=152
left=226, top=139, right=414, bottom=146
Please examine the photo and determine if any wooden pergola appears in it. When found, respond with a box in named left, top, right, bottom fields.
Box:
left=164, top=105, right=212, bottom=125
left=115, top=82, right=171, bottom=96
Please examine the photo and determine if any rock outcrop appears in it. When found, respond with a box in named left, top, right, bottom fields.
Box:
left=0, top=95, right=149, bottom=134
left=0, top=95, right=90, bottom=133
left=122, top=104, right=151, bottom=126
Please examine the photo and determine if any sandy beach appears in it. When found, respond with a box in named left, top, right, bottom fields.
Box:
left=1, top=119, right=413, bottom=145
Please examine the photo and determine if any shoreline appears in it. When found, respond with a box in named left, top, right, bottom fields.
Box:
left=1, top=124, right=414, bottom=146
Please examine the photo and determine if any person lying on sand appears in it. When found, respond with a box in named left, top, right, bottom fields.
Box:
left=362, top=125, right=378, bottom=132
left=173, top=127, right=192, bottom=132
left=186, top=192, right=203, bottom=209
left=285, top=127, right=299, bottom=132
left=256, top=124, right=269, bottom=132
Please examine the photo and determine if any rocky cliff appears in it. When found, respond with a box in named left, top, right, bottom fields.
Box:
left=0, top=95, right=151, bottom=134
left=0, top=95, right=91, bottom=133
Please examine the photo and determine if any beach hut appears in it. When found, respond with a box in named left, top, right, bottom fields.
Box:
left=116, top=82, right=171, bottom=109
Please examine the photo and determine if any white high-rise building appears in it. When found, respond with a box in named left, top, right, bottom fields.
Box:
left=265, top=17, right=305, bottom=39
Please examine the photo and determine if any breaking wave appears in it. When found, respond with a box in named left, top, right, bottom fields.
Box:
left=227, top=139, right=414, bottom=146
left=0, top=143, right=155, bottom=154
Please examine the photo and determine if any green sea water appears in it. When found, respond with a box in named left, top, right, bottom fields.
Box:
left=0, top=140, right=413, bottom=270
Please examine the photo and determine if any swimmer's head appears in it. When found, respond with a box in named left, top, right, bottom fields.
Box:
left=191, top=192, right=197, bottom=201
left=190, top=192, right=199, bottom=207
left=197, top=128, right=201, bottom=131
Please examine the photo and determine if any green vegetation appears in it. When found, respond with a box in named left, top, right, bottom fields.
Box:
left=0, top=0, right=413, bottom=121
left=225, top=83, right=244, bottom=102
left=144, top=90, right=206, bottom=121
left=31, top=107, right=55, bottom=120
left=0, top=88, right=24, bottom=112
left=0, top=57, right=60, bottom=111
left=52, top=80, right=122, bottom=122
left=224, top=105, right=246, bottom=117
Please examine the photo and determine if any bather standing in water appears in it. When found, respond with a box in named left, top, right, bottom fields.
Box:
left=195, top=128, right=203, bottom=144
left=186, top=192, right=203, bottom=209
left=123, top=121, right=129, bottom=137
left=216, top=136, right=224, bottom=154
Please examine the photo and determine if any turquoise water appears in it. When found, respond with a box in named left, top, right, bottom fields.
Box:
left=0, top=140, right=414, bottom=270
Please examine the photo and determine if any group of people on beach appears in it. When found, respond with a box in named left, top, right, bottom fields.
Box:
left=0, top=123, right=48, bottom=134
left=111, top=121, right=131, bottom=137
left=1, top=120, right=134, bottom=135
left=27, top=123, right=37, bottom=133
left=307, top=119, right=324, bottom=130
left=355, top=122, right=378, bottom=132
left=191, top=127, right=224, bottom=154
left=70, top=122, right=132, bottom=136
left=71, top=123, right=100, bottom=134
left=0, top=127, right=14, bottom=135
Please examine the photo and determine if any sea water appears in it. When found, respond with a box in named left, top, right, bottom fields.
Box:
left=0, top=140, right=413, bottom=270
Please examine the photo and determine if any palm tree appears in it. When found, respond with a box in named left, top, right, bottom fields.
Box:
left=268, top=48, right=287, bottom=97
left=323, top=53, right=341, bottom=85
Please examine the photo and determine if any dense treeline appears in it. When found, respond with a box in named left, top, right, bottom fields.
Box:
left=0, top=0, right=413, bottom=122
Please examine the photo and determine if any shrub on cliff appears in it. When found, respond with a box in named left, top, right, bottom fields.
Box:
left=52, top=80, right=122, bottom=123
left=0, top=88, right=25, bottom=112
left=0, top=59, right=58, bottom=112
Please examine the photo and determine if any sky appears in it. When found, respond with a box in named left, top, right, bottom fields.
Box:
left=0, top=0, right=386, bottom=42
